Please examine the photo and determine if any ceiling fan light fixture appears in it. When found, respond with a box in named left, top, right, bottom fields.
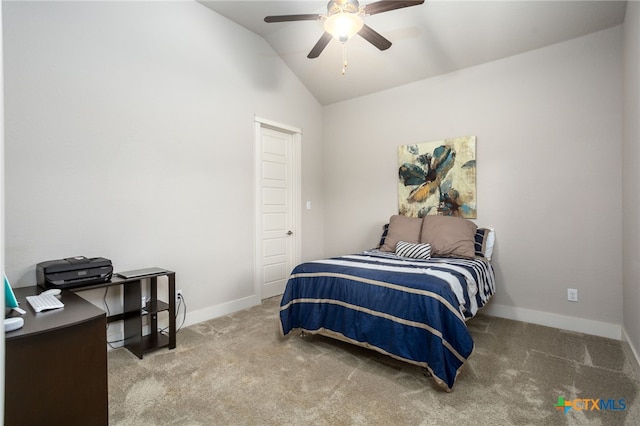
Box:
left=323, top=12, right=364, bottom=43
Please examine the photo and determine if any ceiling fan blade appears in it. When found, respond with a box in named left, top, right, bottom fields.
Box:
left=363, top=1, right=425, bottom=16
left=358, top=25, right=392, bottom=51
left=264, top=14, right=321, bottom=23
left=307, top=32, right=333, bottom=59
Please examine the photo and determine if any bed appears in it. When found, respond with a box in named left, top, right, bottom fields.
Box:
left=279, top=215, right=496, bottom=391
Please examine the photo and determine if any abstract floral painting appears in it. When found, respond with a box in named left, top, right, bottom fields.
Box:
left=398, top=136, right=477, bottom=218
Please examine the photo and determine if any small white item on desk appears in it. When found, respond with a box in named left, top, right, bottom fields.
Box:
left=4, top=317, right=24, bottom=332
left=41, top=288, right=62, bottom=297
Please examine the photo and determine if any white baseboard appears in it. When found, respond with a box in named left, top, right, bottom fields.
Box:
left=622, top=327, right=640, bottom=380
left=482, top=303, right=621, bottom=340
left=181, top=294, right=262, bottom=328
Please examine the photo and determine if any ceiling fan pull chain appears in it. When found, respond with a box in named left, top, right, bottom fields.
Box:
left=342, top=43, right=348, bottom=75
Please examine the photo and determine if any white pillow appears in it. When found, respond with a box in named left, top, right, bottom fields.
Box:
left=395, top=241, right=432, bottom=260
left=484, top=228, right=495, bottom=260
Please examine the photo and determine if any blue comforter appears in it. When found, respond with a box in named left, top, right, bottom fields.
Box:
left=280, top=251, right=495, bottom=391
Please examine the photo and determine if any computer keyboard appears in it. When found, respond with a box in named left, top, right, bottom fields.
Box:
left=26, top=294, right=65, bottom=312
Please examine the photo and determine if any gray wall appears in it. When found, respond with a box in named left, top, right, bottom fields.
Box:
left=622, top=1, right=640, bottom=371
left=323, top=27, right=624, bottom=338
left=2, top=1, right=324, bottom=327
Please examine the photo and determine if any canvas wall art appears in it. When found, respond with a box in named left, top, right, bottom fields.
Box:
left=398, top=136, right=477, bottom=218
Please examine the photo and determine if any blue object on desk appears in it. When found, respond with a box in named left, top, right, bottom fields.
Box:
left=5, top=274, right=19, bottom=310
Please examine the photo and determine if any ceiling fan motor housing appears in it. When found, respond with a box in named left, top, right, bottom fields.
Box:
left=327, top=0, right=361, bottom=16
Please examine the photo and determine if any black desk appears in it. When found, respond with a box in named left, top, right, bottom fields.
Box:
left=4, top=286, right=108, bottom=426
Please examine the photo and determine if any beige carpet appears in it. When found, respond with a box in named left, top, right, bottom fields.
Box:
left=108, top=297, right=640, bottom=425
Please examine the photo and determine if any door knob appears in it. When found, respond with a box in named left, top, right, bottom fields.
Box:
left=286, top=230, right=293, bottom=235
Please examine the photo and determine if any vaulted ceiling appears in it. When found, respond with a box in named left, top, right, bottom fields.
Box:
left=199, top=1, right=627, bottom=105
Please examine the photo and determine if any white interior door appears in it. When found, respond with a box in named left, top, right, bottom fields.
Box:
left=254, top=118, right=301, bottom=300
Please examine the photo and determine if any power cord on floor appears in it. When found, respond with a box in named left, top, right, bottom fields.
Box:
left=159, top=292, right=187, bottom=336
left=176, top=292, right=187, bottom=331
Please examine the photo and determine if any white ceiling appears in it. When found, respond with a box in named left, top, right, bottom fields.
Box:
left=199, top=1, right=627, bottom=105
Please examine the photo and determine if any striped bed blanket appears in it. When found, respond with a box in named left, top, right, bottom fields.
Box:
left=279, top=250, right=496, bottom=391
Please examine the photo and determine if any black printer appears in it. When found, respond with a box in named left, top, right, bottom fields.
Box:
left=37, top=256, right=113, bottom=289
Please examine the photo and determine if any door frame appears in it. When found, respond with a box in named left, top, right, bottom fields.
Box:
left=253, top=116, right=302, bottom=300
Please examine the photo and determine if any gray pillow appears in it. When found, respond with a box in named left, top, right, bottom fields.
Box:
left=420, top=216, right=477, bottom=258
left=380, top=215, right=423, bottom=252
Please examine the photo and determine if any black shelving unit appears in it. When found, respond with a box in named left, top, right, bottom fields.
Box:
left=72, top=269, right=176, bottom=359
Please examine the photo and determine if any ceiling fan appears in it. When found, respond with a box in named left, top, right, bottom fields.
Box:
left=264, top=0, right=425, bottom=62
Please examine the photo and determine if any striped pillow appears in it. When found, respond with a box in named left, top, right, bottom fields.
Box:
left=474, top=228, right=488, bottom=257
left=395, top=241, right=431, bottom=260
left=378, top=223, right=389, bottom=249
left=474, top=228, right=495, bottom=260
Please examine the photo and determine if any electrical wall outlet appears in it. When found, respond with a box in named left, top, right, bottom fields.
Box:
left=567, top=288, right=578, bottom=302
left=176, top=289, right=183, bottom=302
